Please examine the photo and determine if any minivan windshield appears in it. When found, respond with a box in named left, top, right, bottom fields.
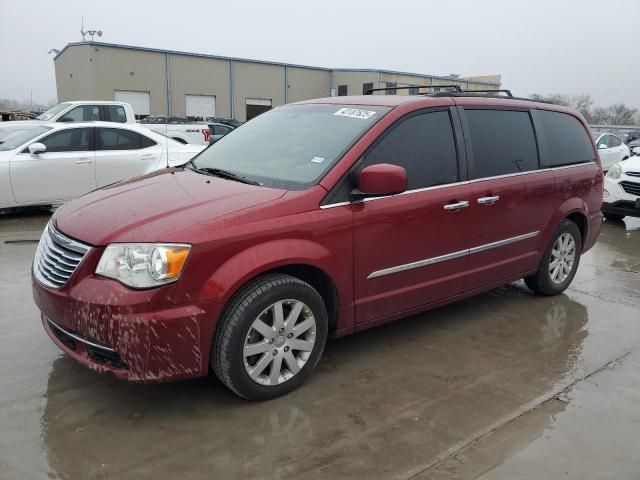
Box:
left=37, top=103, right=71, bottom=121
left=191, top=104, right=390, bottom=189
left=0, top=126, right=51, bottom=151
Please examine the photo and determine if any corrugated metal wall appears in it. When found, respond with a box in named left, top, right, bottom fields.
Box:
left=55, top=44, right=500, bottom=121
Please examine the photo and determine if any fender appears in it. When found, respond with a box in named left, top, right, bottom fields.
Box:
left=197, top=238, right=355, bottom=331
left=536, top=197, right=589, bottom=258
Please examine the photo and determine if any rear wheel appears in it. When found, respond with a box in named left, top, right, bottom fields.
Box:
left=212, top=274, right=328, bottom=400
left=525, top=220, right=582, bottom=296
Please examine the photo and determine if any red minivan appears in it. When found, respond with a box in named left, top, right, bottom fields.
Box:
left=32, top=90, right=603, bottom=399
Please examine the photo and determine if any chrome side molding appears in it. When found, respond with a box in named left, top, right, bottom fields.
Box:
left=367, top=231, right=540, bottom=279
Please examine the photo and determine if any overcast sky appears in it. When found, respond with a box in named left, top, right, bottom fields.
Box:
left=1, top=0, right=639, bottom=107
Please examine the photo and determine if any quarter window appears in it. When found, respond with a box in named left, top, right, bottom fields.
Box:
left=537, top=110, right=595, bottom=166
left=465, top=109, right=538, bottom=178
left=58, top=105, right=100, bottom=122
left=97, top=128, right=155, bottom=150
left=40, top=128, right=91, bottom=152
left=361, top=110, right=458, bottom=190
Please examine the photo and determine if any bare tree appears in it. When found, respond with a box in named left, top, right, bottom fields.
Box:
left=529, top=93, right=640, bottom=125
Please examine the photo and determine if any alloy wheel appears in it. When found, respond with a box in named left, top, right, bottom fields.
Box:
left=549, top=233, right=576, bottom=284
left=243, top=300, right=316, bottom=386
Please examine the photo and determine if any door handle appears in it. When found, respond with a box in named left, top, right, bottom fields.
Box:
left=141, top=154, right=155, bottom=160
left=75, top=159, right=93, bottom=165
left=477, top=195, right=500, bottom=205
left=443, top=200, right=470, bottom=211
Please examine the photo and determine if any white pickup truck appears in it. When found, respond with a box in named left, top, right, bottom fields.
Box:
left=0, top=101, right=226, bottom=146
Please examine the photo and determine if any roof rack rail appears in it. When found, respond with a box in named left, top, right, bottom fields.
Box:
left=364, top=85, right=462, bottom=95
left=459, top=89, right=513, bottom=97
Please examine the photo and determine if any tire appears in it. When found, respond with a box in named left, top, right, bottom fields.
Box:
left=524, top=219, right=582, bottom=296
left=603, top=212, right=624, bottom=222
left=211, top=273, right=328, bottom=400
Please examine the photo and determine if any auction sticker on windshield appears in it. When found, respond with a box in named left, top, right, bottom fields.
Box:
left=334, top=108, right=377, bottom=119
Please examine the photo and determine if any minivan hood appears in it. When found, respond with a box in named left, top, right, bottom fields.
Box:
left=54, top=168, right=287, bottom=245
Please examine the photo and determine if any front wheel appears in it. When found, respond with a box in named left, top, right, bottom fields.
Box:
left=525, top=220, right=582, bottom=296
left=212, top=274, right=328, bottom=400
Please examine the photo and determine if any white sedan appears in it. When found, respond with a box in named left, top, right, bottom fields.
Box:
left=0, top=122, right=205, bottom=209
left=593, top=132, right=630, bottom=171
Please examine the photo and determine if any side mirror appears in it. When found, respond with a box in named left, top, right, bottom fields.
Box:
left=357, top=163, right=407, bottom=197
left=28, top=143, right=46, bottom=154
left=598, top=143, right=608, bottom=150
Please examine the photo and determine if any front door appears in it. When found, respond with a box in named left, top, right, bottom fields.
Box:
left=459, top=108, right=547, bottom=291
left=353, top=109, right=472, bottom=324
left=10, top=127, right=96, bottom=204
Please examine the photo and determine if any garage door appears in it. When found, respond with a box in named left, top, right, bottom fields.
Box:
left=114, top=91, right=150, bottom=118
left=186, top=95, right=216, bottom=120
left=246, top=98, right=272, bottom=121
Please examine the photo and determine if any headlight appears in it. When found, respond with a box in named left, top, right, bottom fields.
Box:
left=96, top=243, right=191, bottom=288
left=606, top=163, right=622, bottom=180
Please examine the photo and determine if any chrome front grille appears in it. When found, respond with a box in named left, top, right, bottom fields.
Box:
left=620, top=181, right=640, bottom=197
left=33, top=224, right=91, bottom=289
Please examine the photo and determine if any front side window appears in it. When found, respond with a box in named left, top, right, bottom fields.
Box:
left=538, top=110, right=595, bottom=166
left=192, top=104, right=390, bottom=189
left=465, top=109, right=538, bottom=178
left=212, top=125, right=232, bottom=136
left=58, top=105, right=100, bottom=122
left=361, top=110, right=459, bottom=190
left=40, top=128, right=91, bottom=152
left=97, top=128, right=154, bottom=150
left=106, top=106, right=127, bottom=123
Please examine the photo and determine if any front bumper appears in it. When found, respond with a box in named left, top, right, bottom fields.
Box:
left=603, top=175, right=640, bottom=218
left=602, top=200, right=640, bottom=218
left=34, top=274, right=220, bottom=383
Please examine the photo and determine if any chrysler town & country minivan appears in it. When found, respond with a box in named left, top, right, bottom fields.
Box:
left=32, top=90, right=603, bottom=400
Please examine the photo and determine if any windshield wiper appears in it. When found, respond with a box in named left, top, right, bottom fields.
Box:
left=189, top=164, right=261, bottom=186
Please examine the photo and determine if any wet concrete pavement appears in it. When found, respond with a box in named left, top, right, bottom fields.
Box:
left=0, top=211, right=639, bottom=480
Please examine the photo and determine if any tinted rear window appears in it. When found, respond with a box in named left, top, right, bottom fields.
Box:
left=465, top=109, right=539, bottom=179
left=537, top=110, right=595, bottom=166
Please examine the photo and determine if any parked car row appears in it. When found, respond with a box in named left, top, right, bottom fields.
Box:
left=0, top=122, right=204, bottom=209
left=0, top=101, right=238, bottom=146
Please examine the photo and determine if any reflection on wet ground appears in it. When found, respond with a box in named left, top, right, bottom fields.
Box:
left=0, top=213, right=638, bottom=479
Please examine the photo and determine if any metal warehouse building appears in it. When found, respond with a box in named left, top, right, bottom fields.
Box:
left=54, top=42, right=501, bottom=122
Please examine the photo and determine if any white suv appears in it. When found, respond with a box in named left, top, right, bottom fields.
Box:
left=594, top=133, right=630, bottom=171
left=602, top=156, right=640, bottom=220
